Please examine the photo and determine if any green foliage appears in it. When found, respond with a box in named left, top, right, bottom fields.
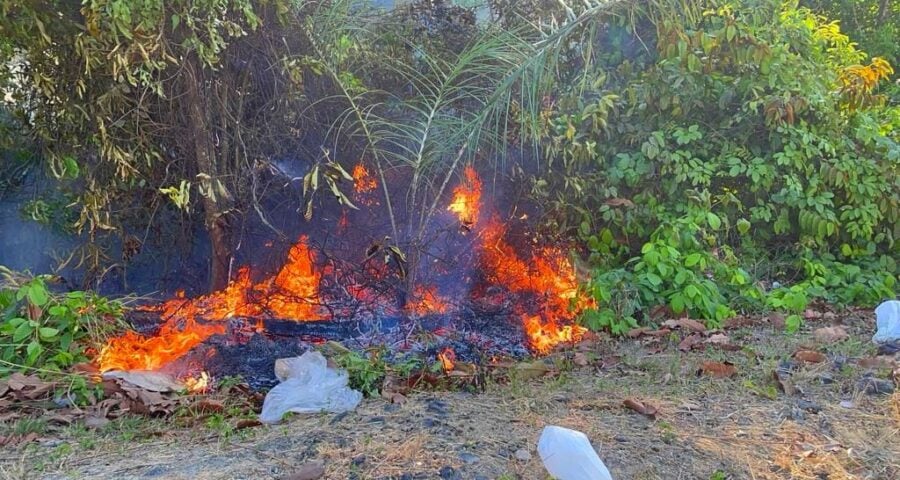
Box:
left=540, top=0, right=899, bottom=333
left=0, top=270, right=124, bottom=373
left=329, top=347, right=388, bottom=397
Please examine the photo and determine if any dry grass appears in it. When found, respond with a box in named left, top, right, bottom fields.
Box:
left=1, top=310, right=897, bottom=479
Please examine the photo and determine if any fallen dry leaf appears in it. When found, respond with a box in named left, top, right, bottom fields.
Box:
left=767, top=313, right=786, bottom=329
left=387, top=392, right=407, bottom=404
left=0, top=432, right=38, bottom=447
left=698, top=361, right=737, bottom=378
left=235, top=418, right=262, bottom=430
left=706, top=333, right=730, bottom=344
left=678, top=334, right=703, bottom=352
left=627, top=327, right=652, bottom=338
left=793, top=350, right=826, bottom=364
left=622, top=398, right=658, bottom=418
left=663, top=318, right=707, bottom=333
left=803, top=309, right=823, bottom=320
left=84, top=415, right=110, bottom=429
left=600, top=355, right=621, bottom=370
left=856, top=356, right=897, bottom=370
left=813, top=326, right=849, bottom=344
left=284, top=460, right=326, bottom=480
left=103, top=370, right=184, bottom=392
left=723, top=315, right=758, bottom=329
left=572, top=352, right=590, bottom=367
left=192, top=399, right=225, bottom=414
left=512, top=360, right=552, bottom=380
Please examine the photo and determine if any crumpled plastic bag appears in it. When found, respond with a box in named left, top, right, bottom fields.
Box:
left=259, top=351, right=362, bottom=424
left=873, top=300, right=900, bottom=344
left=537, top=425, right=613, bottom=480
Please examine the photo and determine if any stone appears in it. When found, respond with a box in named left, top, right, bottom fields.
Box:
left=514, top=448, right=532, bottom=461
left=859, top=376, right=895, bottom=395
left=458, top=452, right=479, bottom=464
left=439, top=466, right=461, bottom=480
left=427, top=399, right=449, bottom=415
left=796, top=399, right=821, bottom=414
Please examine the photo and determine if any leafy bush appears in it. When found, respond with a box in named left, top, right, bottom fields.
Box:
left=0, top=269, right=124, bottom=373
left=533, top=0, right=899, bottom=332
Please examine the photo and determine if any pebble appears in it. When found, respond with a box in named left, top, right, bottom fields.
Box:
left=859, top=376, right=895, bottom=395
left=613, top=435, right=628, bottom=443
left=427, top=400, right=449, bottom=416
left=819, top=372, right=835, bottom=385
left=439, top=466, right=461, bottom=480
left=514, top=448, right=532, bottom=461
left=422, top=418, right=439, bottom=428
left=776, top=359, right=797, bottom=374
left=796, top=399, right=822, bottom=414
left=839, top=400, right=855, bottom=409
left=458, top=452, right=480, bottom=464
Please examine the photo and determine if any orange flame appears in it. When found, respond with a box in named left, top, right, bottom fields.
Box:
left=448, top=166, right=482, bottom=227
left=479, top=220, right=589, bottom=353
left=438, top=346, right=456, bottom=372
left=184, top=371, right=210, bottom=393
left=407, top=285, right=450, bottom=316
left=98, top=236, right=324, bottom=372
left=352, top=163, right=379, bottom=206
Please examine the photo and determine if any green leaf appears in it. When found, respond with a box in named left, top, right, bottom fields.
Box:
left=736, top=218, right=751, bottom=235
left=785, top=314, right=802, bottom=334
left=684, top=253, right=702, bottom=267
left=26, top=341, right=42, bottom=364
left=670, top=293, right=686, bottom=313
left=13, top=322, right=33, bottom=342
left=39, top=327, right=59, bottom=340
left=26, top=283, right=50, bottom=306
left=684, top=284, right=700, bottom=299
left=645, top=272, right=663, bottom=287
left=706, top=212, right=722, bottom=230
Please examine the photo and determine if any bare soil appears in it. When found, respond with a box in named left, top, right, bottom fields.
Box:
left=1, top=309, right=898, bottom=480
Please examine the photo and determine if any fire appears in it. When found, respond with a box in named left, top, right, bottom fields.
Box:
left=478, top=220, right=589, bottom=353
left=352, top=163, right=379, bottom=206
left=437, top=346, right=456, bottom=372
left=447, top=165, right=482, bottom=227
left=98, top=236, right=324, bottom=372
left=184, top=371, right=210, bottom=393
left=266, top=238, right=322, bottom=319
left=407, top=285, right=450, bottom=316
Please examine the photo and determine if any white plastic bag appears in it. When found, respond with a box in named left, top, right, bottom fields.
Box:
left=537, top=425, right=613, bottom=480
left=873, top=300, right=900, bottom=344
left=259, top=351, right=362, bottom=424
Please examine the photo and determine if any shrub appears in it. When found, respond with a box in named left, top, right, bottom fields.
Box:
left=0, top=268, right=124, bottom=373
left=533, top=0, right=899, bottom=332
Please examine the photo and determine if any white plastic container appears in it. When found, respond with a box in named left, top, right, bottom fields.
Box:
left=537, top=425, right=614, bottom=480
left=873, top=300, right=900, bottom=344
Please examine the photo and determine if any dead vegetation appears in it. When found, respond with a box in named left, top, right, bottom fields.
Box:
left=1, top=309, right=897, bottom=480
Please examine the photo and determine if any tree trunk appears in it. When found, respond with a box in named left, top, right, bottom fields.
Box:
left=184, top=57, right=232, bottom=292
left=877, top=0, right=889, bottom=26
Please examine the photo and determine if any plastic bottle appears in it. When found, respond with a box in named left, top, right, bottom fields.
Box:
left=537, top=425, right=614, bottom=480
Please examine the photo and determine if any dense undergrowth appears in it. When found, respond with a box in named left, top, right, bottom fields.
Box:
left=530, top=1, right=900, bottom=333
left=0, top=0, right=897, bottom=348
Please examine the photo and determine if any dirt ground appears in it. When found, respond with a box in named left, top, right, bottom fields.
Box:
left=1, top=309, right=898, bottom=480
